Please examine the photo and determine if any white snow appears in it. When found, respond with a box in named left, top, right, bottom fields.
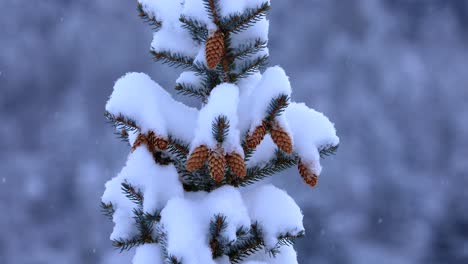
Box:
left=124, top=147, right=184, bottom=214
left=127, top=129, right=139, bottom=146
left=192, top=83, right=242, bottom=154
left=106, top=72, right=167, bottom=135
left=237, top=72, right=263, bottom=134
left=138, top=0, right=183, bottom=24
left=161, top=198, right=216, bottom=264
left=133, top=244, right=164, bottom=264
left=176, top=71, right=204, bottom=88
left=193, top=46, right=208, bottom=67
left=151, top=27, right=200, bottom=57
left=246, top=135, right=276, bottom=167
left=106, top=72, right=198, bottom=143
left=248, top=66, right=292, bottom=131
left=199, top=186, right=250, bottom=242
left=245, top=67, right=293, bottom=149
left=214, top=256, right=231, bottom=264
left=102, top=173, right=137, bottom=241
left=109, top=204, right=138, bottom=241
left=285, top=102, right=339, bottom=175
left=182, top=0, right=217, bottom=31
left=160, top=186, right=251, bottom=263
left=139, top=0, right=201, bottom=57
left=243, top=184, right=304, bottom=249
left=102, top=146, right=184, bottom=240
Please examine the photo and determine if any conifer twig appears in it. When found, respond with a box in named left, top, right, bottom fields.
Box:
left=319, top=144, right=339, bottom=158
left=137, top=3, right=162, bottom=31
left=180, top=15, right=209, bottom=43
left=265, top=94, right=290, bottom=124
left=204, top=0, right=222, bottom=26
left=150, top=50, right=195, bottom=69
left=221, top=2, right=270, bottom=34
left=121, top=181, right=144, bottom=206
left=100, top=202, right=115, bottom=220
left=212, top=115, right=230, bottom=143
left=209, top=214, right=229, bottom=258
left=231, top=55, right=268, bottom=81
left=230, top=38, right=268, bottom=61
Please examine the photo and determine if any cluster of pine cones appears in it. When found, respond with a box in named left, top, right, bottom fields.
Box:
left=185, top=121, right=317, bottom=187
left=246, top=121, right=317, bottom=187
left=131, top=131, right=168, bottom=153
left=186, top=144, right=245, bottom=182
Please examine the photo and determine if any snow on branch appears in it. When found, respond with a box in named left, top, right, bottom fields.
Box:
left=106, top=72, right=198, bottom=144
left=150, top=50, right=196, bottom=69
left=192, top=83, right=241, bottom=152
left=209, top=214, right=229, bottom=258
left=175, top=82, right=209, bottom=102
left=241, top=151, right=297, bottom=187
left=232, top=55, right=268, bottom=81
left=243, top=184, right=304, bottom=249
left=229, top=38, right=268, bottom=61
left=137, top=2, right=162, bottom=31
left=226, top=222, right=301, bottom=264
left=248, top=66, right=292, bottom=131
left=285, top=102, right=339, bottom=176
left=133, top=244, right=164, bottom=264
left=264, top=94, right=290, bottom=124
left=106, top=73, right=167, bottom=135
left=102, top=145, right=184, bottom=243
left=179, top=15, right=209, bottom=43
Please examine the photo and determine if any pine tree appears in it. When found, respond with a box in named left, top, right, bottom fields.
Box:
left=101, top=1, right=339, bottom=263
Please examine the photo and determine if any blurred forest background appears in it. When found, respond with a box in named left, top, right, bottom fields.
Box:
left=1, top=0, right=467, bottom=263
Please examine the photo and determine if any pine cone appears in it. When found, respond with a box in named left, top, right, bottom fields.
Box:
left=147, top=131, right=168, bottom=151
left=131, top=133, right=148, bottom=152
left=270, top=123, right=293, bottom=154
left=226, top=152, right=246, bottom=178
left=246, top=122, right=267, bottom=149
left=186, top=145, right=209, bottom=172
left=205, top=30, right=225, bottom=69
left=298, top=160, right=318, bottom=187
left=208, top=146, right=226, bottom=182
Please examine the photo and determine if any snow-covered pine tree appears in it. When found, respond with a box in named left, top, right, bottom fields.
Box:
left=101, top=1, right=339, bottom=263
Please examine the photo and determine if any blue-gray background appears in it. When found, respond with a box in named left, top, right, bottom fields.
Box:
left=1, top=0, right=467, bottom=263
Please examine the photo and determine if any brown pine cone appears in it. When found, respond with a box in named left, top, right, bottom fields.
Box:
left=246, top=122, right=267, bottom=149
left=146, top=131, right=168, bottom=151
left=208, top=146, right=226, bottom=182
left=298, top=160, right=318, bottom=187
left=186, top=145, right=209, bottom=172
left=131, top=133, right=148, bottom=152
left=270, top=123, right=293, bottom=154
left=226, top=152, right=246, bottom=178
left=205, top=30, right=225, bottom=69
